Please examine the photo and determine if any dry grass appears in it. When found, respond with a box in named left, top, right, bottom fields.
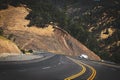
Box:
left=0, top=38, right=21, bottom=55
left=0, top=6, right=100, bottom=60
left=0, top=6, right=54, bottom=37
left=28, top=25, right=54, bottom=36
left=100, top=28, right=116, bottom=39
left=0, top=36, right=8, bottom=40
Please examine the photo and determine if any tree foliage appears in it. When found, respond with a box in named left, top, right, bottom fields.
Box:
left=0, top=0, right=120, bottom=63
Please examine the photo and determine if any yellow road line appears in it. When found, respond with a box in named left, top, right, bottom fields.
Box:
left=64, top=57, right=96, bottom=80
left=64, top=57, right=86, bottom=80
left=77, top=60, right=96, bottom=80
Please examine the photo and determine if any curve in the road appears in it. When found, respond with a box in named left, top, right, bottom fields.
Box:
left=81, top=61, right=96, bottom=80
left=64, top=57, right=86, bottom=80
left=65, top=57, right=96, bottom=80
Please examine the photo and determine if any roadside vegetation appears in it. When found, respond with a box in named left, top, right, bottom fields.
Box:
left=21, top=49, right=33, bottom=54
left=0, top=0, right=120, bottom=63
left=0, top=27, right=3, bottom=36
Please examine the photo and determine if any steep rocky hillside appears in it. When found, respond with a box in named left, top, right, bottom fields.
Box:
left=0, top=36, right=21, bottom=57
left=0, top=6, right=100, bottom=60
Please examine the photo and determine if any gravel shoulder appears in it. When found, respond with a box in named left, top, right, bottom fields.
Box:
left=0, top=52, right=55, bottom=63
left=0, top=54, right=42, bottom=61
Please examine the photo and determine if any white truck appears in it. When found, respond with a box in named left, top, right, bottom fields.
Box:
left=79, top=54, right=88, bottom=59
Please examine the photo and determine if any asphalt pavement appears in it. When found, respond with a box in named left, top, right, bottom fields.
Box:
left=0, top=54, right=120, bottom=80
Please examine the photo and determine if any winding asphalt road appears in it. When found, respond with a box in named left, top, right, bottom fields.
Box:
left=0, top=55, right=120, bottom=80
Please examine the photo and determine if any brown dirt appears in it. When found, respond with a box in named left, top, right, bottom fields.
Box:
left=0, top=36, right=21, bottom=57
left=0, top=6, right=100, bottom=60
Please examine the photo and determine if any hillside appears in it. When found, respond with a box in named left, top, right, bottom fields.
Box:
left=15, top=0, right=119, bottom=63
left=0, top=0, right=119, bottom=62
left=0, top=6, right=100, bottom=60
left=0, top=36, right=21, bottom=57
left=63, top=0, right=120, bottom=62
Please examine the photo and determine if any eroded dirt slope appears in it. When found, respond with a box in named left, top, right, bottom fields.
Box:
left=0, top=6, right=100, bottom=60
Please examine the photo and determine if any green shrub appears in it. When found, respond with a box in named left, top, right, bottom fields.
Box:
left=28, top=49, right=33, bottom=53
left=0, top=27, right=3, bottom=35
left=21, top=49, right=25, bottom=54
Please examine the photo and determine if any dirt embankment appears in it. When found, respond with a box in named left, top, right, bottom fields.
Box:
left=0, top=6, right=100, bottom=60
left=54, top=27, right=100, bottom=60
left=0, top=36, right=21, bottom=57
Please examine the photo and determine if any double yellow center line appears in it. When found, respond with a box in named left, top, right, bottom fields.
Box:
left=64, top=57, right=86, bottom=80
left=82, top=62, right=96, bottom=80
left=64, top=57, right=96, bottom=80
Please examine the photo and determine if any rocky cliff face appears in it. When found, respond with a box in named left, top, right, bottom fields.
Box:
left=0, top=36, right=21, bottom=57
left=0, top=6, right=100, bottom=60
